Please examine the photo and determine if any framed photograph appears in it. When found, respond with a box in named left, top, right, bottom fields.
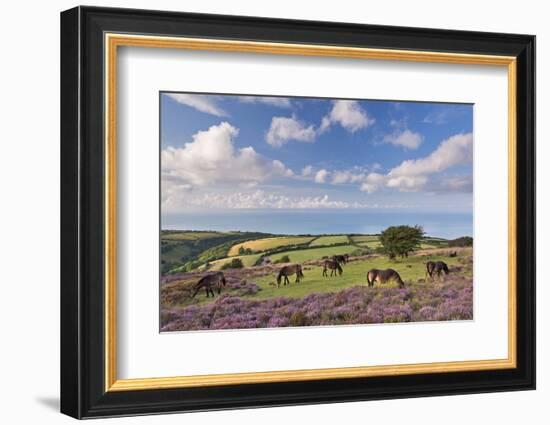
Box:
left=60, top=6, right=535, bottom=419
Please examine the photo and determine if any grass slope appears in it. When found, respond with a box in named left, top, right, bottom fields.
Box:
left=269, top=244, right=359, bottom=264
left=208, top=253, right=263, bottom=270
left=228, top=236, right=314, bottom=256
left=161, top=230, right=271, bottom=273
left=251, top=251, right=466, bottom=300
left=309, top=235, right=349, bottom=246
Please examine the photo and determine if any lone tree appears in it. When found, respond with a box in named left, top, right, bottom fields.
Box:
left=379, top=225, right=424, bottom=259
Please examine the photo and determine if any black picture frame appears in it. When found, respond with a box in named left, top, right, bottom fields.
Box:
left=61, top=5, right=535, bottom=419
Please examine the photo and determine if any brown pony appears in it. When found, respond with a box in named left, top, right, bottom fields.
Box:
left=192, top=272, right=226, bottom=298
left=277, top=264, right=304, bottom=287
left=366, top=269, right=405, bottom=288
left=425, top=261, right=450, bottom=280
left=322, top=259, right=343, bottom=277
left=332, top=254, right=349, bottom=265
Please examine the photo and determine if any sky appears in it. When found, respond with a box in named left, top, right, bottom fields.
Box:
left=160, top=92, right=473, bottom=218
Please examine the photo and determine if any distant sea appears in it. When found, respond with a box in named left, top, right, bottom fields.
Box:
left=162, top=209, right=473, bottom=239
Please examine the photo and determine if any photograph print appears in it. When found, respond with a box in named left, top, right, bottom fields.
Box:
left=160, top=92, right=474, bottom=332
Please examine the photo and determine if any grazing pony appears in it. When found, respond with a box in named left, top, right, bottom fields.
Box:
left=277, top=264, right=304, bottom=287
left=192, top=272, right=226, bottom=298
left=425, top=261, right=450, bottom=280
left=449, top=251, right=458, bottom=258
left=332, top=254, right=349, bottom=265
left=366, top=268, right=405, bottom=288
left=322, top=259, right=343, bottom=277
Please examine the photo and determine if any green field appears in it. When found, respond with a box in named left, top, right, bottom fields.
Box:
left=185, top=249, right=471, bottom=304
left=269, top=244, right=359, bottom=264
left=421, top=237, right=449, bottom=248
left=208, top=253, right=263, bottom=270
left=228, top=236, right=314, bottom=256
left=309, top=235, right=349, bottom=246
left=350, top=235, right=381, bottom=247
left=161, top=231, right=227, bottom=241
left=350, top=235, right=379, bottom=243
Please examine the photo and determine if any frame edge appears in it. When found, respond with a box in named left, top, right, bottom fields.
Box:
left=60, top=6, right=83, bottom=420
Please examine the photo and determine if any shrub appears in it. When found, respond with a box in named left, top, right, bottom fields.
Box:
left=289, top=311, right=308, bottom=327
left=273, top=255, right=291, bottom=264
left=350, top=247, right=371, bottom=256
left=221, top=258, right=244, bottom=270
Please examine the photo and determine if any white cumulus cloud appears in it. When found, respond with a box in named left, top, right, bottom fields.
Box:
left=175, top=190, right=357, bottom=210
left=162, top=122, right=293, bottom=187
left=301, top=165, right=313, bottom=177
left=239, top=96, right=293, bottom=108
left=265, top=115, right=316, bottom=147
left=384, top=129, right=423, bottom=150
left=165, top=93, right=228, bottom=117
left=330, top=168, right=368, bottom=185
left=319, top=100, right=375, bottom=133
left=361, top=132, right=473, bottom=193
left=314, top=169, right=329, bottom=183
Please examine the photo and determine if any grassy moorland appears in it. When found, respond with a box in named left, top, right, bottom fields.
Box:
left=160, top=251, right=473, bottom=331
left=160, top=229, right=473, bottom=331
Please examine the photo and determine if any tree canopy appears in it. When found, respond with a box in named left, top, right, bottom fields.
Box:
left=379, top=225, right=424, bottom=259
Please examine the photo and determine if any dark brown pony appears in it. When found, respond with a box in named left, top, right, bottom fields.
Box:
left=322, top=259, right=343, bottom=277
left=277, top=264, right=304, bottom=287
left=425, top=261, right=450, bottom=280
left=367, top=269, right=405, bottom=288
left=332, top=254, right=349, bottom=265
left=192, top=272, right=226, bottom=298
left=449, top=251, right=458, bottom=258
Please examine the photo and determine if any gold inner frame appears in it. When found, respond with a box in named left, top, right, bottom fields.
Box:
left=104, top=33, right=517, bottom=392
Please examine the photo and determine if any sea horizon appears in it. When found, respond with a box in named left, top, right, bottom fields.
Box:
left=162, top=209, right=473, bottom=240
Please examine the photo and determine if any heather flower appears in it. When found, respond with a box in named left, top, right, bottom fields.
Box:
left=160, top=275, right=473, bottom=331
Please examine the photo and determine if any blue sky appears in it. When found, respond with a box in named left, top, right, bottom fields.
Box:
left=160, top=93, right=473, bottom=215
